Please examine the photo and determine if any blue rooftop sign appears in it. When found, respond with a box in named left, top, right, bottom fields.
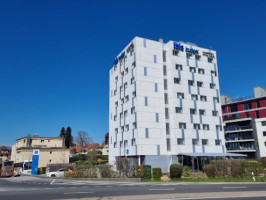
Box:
left=173, top=42, right=199, bottom=55
left=113, top=51, right=125, bottom=65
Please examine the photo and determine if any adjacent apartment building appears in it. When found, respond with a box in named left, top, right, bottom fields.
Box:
left=0, top=146, right=11, bottom=162
left=11, top=135, right=69, bottom=167
left=109, top=37, right=230, bottom=172
left=221, top=86, right=266, bottom=159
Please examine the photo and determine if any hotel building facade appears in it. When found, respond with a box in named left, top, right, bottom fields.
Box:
left=109, top=37, right=228, bottom=172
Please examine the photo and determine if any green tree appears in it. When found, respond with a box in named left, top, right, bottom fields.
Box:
left=65, top=126, right=73, bottom=148
left=104, top=132, right=109, bottom=145
left=60, top=127, right=65, bottom=138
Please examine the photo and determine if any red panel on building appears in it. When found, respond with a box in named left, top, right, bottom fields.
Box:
left=249, top=111, right=256, bottom=118
left=252, top=101, right=257, bottom=109
left=259, top=108, right=266, bottom=118
left=238, top=104, right=244, bottom=111
left=260, top=99, right=266, bottom=107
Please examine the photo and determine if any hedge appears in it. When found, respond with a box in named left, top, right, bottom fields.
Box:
left=170, top=164, right=183, bottom=179
left=152, top=168, right=162, bottom=180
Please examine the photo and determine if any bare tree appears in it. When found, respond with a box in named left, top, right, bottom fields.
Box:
left=116, top=157, right=138, bottom=177
left=75, top=131, right=93, bottom=147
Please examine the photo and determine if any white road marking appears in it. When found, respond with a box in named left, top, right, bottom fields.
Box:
left=166, top=195, right=266, bottom=200
left=64, top=192, right=94, bottom=195
left=149, top=188, right=175, bottom=191
left=222, top=186, right=247, bottom=189
left=50, top=179, right=55, bottom=185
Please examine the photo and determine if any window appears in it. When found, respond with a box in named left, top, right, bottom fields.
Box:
left=195, top=55, right=201, bottom=60
left=167, top=138, right=171, bottom=151
left=124, top=110, right=128, bottom=117
left=200, top=95, right=207, bottom=102
left=114, top=115, right=117, bottom=121
left=133, top=122, right=137, bottom=129
left=120, top=141, right=123, bottom=147
left=164, top=93, right=168, bottom=104
left=164, top=79, right=168, bottom=90
left=192, top=139, right=199, bottom=145
left=144, top=67, right=147, bottom=76
left=154, top=55, right=157, bottom=63
left=174, top=78, right=181, bottom=84
left=191, top=94, right=198, bottom=101
left=115, top=128, right=118, bottom=134
left=198, top=68, right=205, bottom=74
left=176, top=64, right=182, bottom=70
left=124, top=82, right=128, bottom=89
left=173, top=49, right=179, bottom=56
left=179, top=123, right=186, bottom=129
left=213, top=97, right=219, bottom=103
left=177, top=92, right=184, bottom=99
left=131, top=77, right=135, bottom=84
left=177, top=138, right=184, bottom=145
left=156, top=113, right=159, bottom=122
left=163, top=65, right=167, bottom=76
left=41, top=140, right=44, bottom=143
left=263, top=132, right=266, bottom=136
left=115, top=101, right=118, bottom=107
left=114, top=65, right=117, bottom=71
left=163, top=50, right=166, bottom=62
left=216, top=125, right=222, bottom=131
left=264, top=142, right=266, bottom=147
left=121, top=126, right=124, bottom=132
left=120, top=85, right=123, bottom=91
left=194, top=124, right=200, bottom=130
left=210, top=83, right=216, bottom=89
left=197, top=81, right=203, bottom=87
left=176, top=107, right=182, bottom=113
left=208, top=57, right=213, bottom=63
left=212, top=110, right=218, bottom=116
left=155, top=83, right=158, bottom=92
left=202, top=139, right=208, bottom=145
left=165, top=108, right=169, bottom=119
left=211, top=70, right=217, bottom=76
left=190, top=108, right=197, bottom=115
left=131, top=107, right=135, bottom=114
left=230, top=104, right=238, bottom=112
left=145, top=128, right=149, bottom=138
left=203, top=124, right=210, bottom=130
left=114, top=90, right=117, bottom=96
left=244, top=102, right=252, bottom=110
left=115, top=76, right=118, bottom=82
left=125, top=125, right=129, bottom=131
left=131, top=138, right=136, bottom=146
left=124, top=140, right=128, bottom=147
left=132, top=91, right=136, bottom=98
left=188, top=80, right=195, bottom=86
left=199, top=109, right=206, bottom=115
left=166, top=123, right=170, bottom=135
left=125, top=95, right=129, bottom=102
left=114, top=142, right=117, bottom=148
left=190, top=67, right=196, bottom=73
left=125, top=68, right=128, bottom=74
left=145, top=96, right=148, bottom=106
left=262, top=121, right=266, bottom=126
left=257, top=101, right=261, bottom=108
left=256, top=110, right=260, bottom=118
left=215, top=139, right=221, bottom=146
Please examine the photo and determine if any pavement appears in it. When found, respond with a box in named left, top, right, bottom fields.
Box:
left=1, top=176, right=266, bottom=200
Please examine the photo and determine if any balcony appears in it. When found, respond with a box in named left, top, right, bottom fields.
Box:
left=226, top=139, right=255, bottom=143
left=226, top=141, right=255, bottom=153
left=224, top=116, right=252, bottom=123
left=224, top=125, right=253, bottom=133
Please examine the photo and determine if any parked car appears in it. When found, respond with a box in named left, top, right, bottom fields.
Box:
left=46, top=168, right=67, bottom=177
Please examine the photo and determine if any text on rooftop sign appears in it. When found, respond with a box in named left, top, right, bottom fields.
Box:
left=113, top=52, right=125, bottom=65
left=173, top=42, right=199, bottom=55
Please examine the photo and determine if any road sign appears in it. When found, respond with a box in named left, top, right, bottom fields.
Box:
left=126, top=149, right=129, bottom=155
left=31, top=149, right=39, bottom=175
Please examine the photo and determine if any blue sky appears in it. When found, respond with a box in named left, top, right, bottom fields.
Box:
left=0, top=0, right=265, bottom=146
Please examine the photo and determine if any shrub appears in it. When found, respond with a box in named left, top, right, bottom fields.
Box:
left=137, top=165, right=144, bottom=178
left=204, top=164, right=215, bottom=178
left=170, top=164, right=183, bottom=179
left=183, top=165, right=191, bottom=177
left=99, top=165, right=114, bottom=178
left=261, top=157, right=266, bottom=168
left=70, top=156, right=79, bottom=163
left=65, top=171, right=78, bottom=178
left=246, top=161, right=263, bottom=176
left=41, top=167, right=46, bottom=174
left=77, top=166, right=98, bottom=178
left=230, top=159, right=246, bottom=178
left=142, top=165, right=151, bottom=179
left=152, top=168, right=162, bottom=180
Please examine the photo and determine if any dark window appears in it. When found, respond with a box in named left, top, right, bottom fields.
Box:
left=174, top=78, right=180, bottom=84
left=163, top=51, right=166, bottom=62
left=163, top=65, right=167, bottom=76
left=246, top=112, right=249, bottom=118
left=256, top=110, right=260, bottom=118
left=244, top=102, right=252, bottom=110
left=257, top=101, right=260, bottom=108
left=263, top=132, right=266, bottom=137
left=230, top=105, right=238, bottom=112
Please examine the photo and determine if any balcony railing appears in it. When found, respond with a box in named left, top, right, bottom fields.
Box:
left=224, top=125, right=252, bottom=132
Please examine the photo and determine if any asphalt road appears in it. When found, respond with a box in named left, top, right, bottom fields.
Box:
left=1, top=176, right=266, bottom=200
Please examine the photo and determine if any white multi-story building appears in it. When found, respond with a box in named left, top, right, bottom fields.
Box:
left=109, top=37, right=232, bottom=172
